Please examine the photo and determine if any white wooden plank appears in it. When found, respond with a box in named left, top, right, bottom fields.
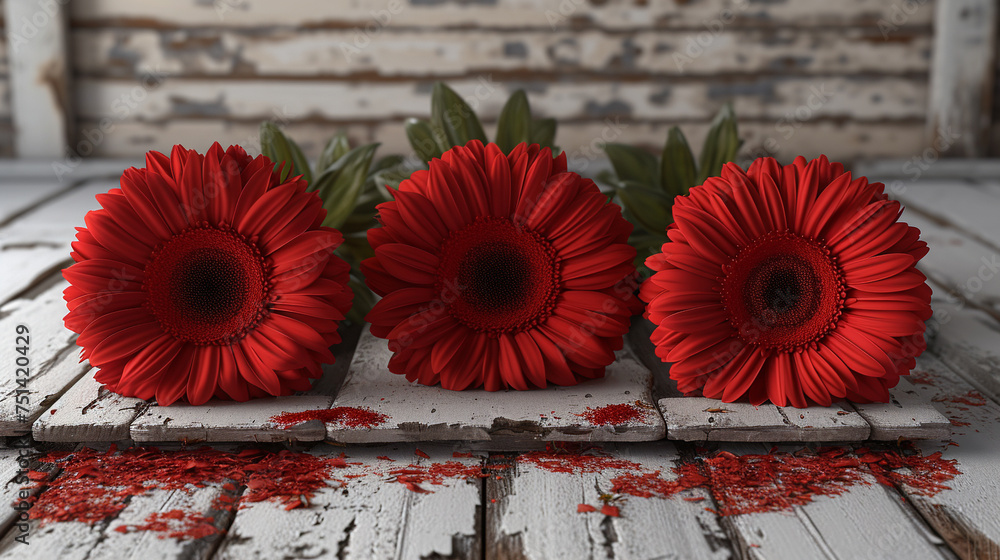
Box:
left=851, top=379, right=951, bottom=440
left=81, top=118, right=930, bottom=168
left=0, top=179, right=112, bottom=304
left=130, top=396, right=334, bottom=443
left=661, top=398, right=870, bottom=442
left=327, top=330, right=664, bottom=445
left=897, top=207, right=1000, bottom=315
left=215, top=444, right=482, bottom=560
left=0, top=280, right=90, bottom=435
left=487, top=442, right=732, bottom=560
left=0, top=443, right=50, bottom=537
left=899, top=353, right=1000, bottom=559
left=0, top=481, right=233, bottom=560
left=76, top=76, right=927, bottom=124
left=32, top=368, right=146, bottom=442
left=929, top=298, right=1000, bottom=405
left=720, top=442, right=952, bottom=560
left=0, top=181, right=67, bottom=225
left=72, top=28, right=933, bottom=78
left=892, top=179, right=1000, bottom=255
left=5, top=0, right=72, bottom=157
left=927, top=0, right=997, bottom=157
left=68, top=0, right=936, bottom=29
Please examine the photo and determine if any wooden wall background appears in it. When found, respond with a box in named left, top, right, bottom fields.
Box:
left=0, top=0, right=10, bottom=157
left=4, top=0, right=990, bottom=164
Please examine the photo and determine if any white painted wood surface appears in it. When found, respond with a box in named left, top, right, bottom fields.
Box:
left=327, top=330, right=664, bottom=445
left=902, top=354, right=1000, bottom=559
left=721, top=442, right=953, bottom=560
left=927, top=0, right=997, bottom=157
left=0, top=179, right=111, bottom=305
left=0, top=280, right=89, bottom=435
left=0, top=181, right=69, bottom=225
left=851, top=379, right=952, bottom=441
left=928, top=298, right=1000, bottom=405
left=660, top=397, right=871, bottom=442
left=487, top=442, right=732, bottom=560
left=215, top=444, right=482, bottom=560
left=130, top=396, right=334, bottom=443
left=68, top=0, right=935, bottom=29
left=0, top=481, right=233, bottom=560
left=4, top=0, right=72, bottom=158
left=893, top=179, right=1000, bottom=255
left=32, top=367, right=147, bottom=442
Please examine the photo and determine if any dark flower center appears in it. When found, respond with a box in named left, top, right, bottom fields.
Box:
left=722, top=231, right=845, bottom=351
left=144, top=226, right=270, bottom=345
left=438, top=217, right=560, bottom=335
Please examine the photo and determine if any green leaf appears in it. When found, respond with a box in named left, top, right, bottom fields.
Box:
left=529, top=118, right=557, bottom=148
left=495, top=90, right=532, bottom=153
left=369, top=154, right=407, bottom=175
left=697, top=102, right=741, bottom=183
left=405, top=118, right=445, bottom=162
left=259, top=122, right=312, bottom=184
left=346, top=273, right=378, bottom=325
left=604, top=143, right=660, bottom=188
left=317, top=132, right=352, bottom=173
left=660, top=126, right=698, bottom=196
left=430, top=82, right=487, bottom=149
left=312, top=143, right=379, bottom=230
left=617, top=183, right=674, bottom=234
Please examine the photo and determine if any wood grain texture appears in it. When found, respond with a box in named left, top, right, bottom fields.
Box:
left=0, top=480, right=235, bottom=560
left=0, top=280, right=89, bottom=435
left=215, top=444, right=482, bottom=560
left=78, top=118, right=930, bottom=168
left=486, top=442, right=733, bottom=560
left=892, top=179, right=1000, bottom=257
left=0, top=181, right=68, bottom=226
left=5, top=0, right=72, bottom=157
left=75, top=76, right=927, bottom=123
left=129, top=395, right=334, bottom=443
left=661, top=398, right=871, bottom=442
left=0, top=179, right=111, bottom=305
left=721, top=442, right=953, bottom=560
left=71, top=28, right=933, bottom=79
left=927, top=298, right=1000, bottom=406
left=68, top=0, right=935, bottom=30
left=927, top=0, right=997, bottom=157
left=32, top=367, right=146, bottom=442
left=902, top=354, right=1000, bottom=560
left=327, top=330, right=664, bottom=445
left=851, top=379, right=951, bottom=440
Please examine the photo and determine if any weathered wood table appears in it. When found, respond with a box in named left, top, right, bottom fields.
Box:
left=0, top=160, right=998, bottom=559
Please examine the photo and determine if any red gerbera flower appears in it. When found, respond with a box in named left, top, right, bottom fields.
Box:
left=640, top=156, right=931, bottom=407
left=63, top=143, right=353, bottom=405
left=362, top=140, right=640, bottom=390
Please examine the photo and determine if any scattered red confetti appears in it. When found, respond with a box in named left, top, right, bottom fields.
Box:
left=577, top=504, right=596, bottom=513
left=415, top=449, right=430, bottom=459
left=577, top=403, right=644, bottom=426
left=950, top=419, right=972, bottom=427
left=49, top=409, right=57, bottom=415
left=907, top=371, right=935, bottom=386
left=933, top=391, right=988, bottom=407
left=115, top=509, right=221, bottom=540
left=27, top=447, right=357, bottom=533
left=270, top=407, right=388, bottom=429
left=601, top=504, right=620, bottom=517
left=453, top=452, right=474, bottom=458
left=376, top=456, right=394, bottom=461
left=522, top=444, right=960, bottom=518
left=388, top=460, right=496, bottom=493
